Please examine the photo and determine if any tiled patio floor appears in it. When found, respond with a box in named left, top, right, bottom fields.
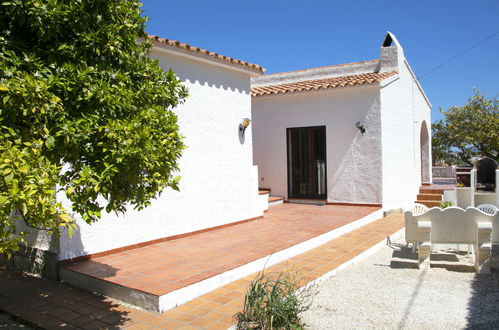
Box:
left=61, top=204, right=379, bottom=297
left=0, top=211, right=404, bottom=329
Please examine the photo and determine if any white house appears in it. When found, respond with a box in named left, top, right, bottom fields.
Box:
left=13, top=32, right=431, bottom=278
left=15, top=36, right=268, bottom=269
left=251, top=32, right=432, bottom=211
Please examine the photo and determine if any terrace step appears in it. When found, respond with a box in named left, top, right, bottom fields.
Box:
left=419, top=188, right=445, bottom=195
left=417, top=193, right=443, bottom=201
left=268, top=196, right=284, bottom=206
left=416, top=186, right=445, bottom=208
left=287, top=198, right=327, bottom=206
left=416, top=200, right=441, bottom=208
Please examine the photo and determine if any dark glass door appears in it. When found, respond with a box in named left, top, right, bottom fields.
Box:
left=287, top=126, right=327, bottom=199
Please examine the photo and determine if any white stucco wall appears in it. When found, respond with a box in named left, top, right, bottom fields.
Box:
left=252, top=85, right=383, bottom=204
left=58, top=48, right=263, bottom=260
left=379, top=58, right=432, bottom=210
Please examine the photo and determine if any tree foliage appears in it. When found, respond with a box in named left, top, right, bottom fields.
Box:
left=431, top=121, right=459, bottom=165
left=432, top=89, right=498, bottom=165
left=0, top=0, right=188, bottom=255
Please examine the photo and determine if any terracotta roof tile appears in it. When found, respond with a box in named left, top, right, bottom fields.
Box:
left=251, top=71, right=398, bottom=97
left=148, top=35, right=265, bottom=74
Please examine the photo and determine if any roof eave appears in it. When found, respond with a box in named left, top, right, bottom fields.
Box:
left=252, top=80, right=380, bottom=97
left=146, top=36, right=265, bottom=76
left=252, top=72, right=398, bottom=97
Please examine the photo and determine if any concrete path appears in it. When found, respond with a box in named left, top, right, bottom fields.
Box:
left=302, top=235, right=499, bottom=329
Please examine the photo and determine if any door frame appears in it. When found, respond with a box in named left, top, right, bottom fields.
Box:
left=286, top=125, right=327, bottom=200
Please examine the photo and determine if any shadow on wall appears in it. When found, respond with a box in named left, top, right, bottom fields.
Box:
left=465, top=273, right=499, bottom=328
left=59, top=225, right=121, bottom=279
left=155, top=51, right=251, bottom=94
left=238, top=125, right=246, bottom=144
left=59, top=223, right=87, bottom=261
left=58, top=220, right=126, bottom=267
left=189, top=78, right=250, bottom=94
left=0, top=267, right=131, bottom=328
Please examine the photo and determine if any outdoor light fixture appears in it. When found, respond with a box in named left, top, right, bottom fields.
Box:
left=356, top=121, right=366, bottom=134
left=239, top=118, right=251, bottom=135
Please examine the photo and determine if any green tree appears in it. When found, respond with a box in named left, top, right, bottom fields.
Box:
left=431, top=121, right=459, bottom=165
left=0, top=0, right=188, bottom=255
left=432, top=89, right=498, bottom=165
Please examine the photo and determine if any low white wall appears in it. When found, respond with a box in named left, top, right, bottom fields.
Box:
left=456, top=188, right=472, bottom=208
left=14, top=215, right=59, bottom=253
left=58, top=49, right=263, bottom=260
left=443, top=190, right=457, bottom=205
left=252, top=85, right=383, bottom=204
left=445, top=189, right=496, bottom=208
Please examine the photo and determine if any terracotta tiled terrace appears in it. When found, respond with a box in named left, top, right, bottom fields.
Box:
left=60, top=204, right=380, bottom=311
left=0, top=210, right=404, bottom=329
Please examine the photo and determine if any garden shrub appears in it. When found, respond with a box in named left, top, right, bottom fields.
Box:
left=234, top=270, right=314, bottom=330
left=439, top=201, right=453, bottom=208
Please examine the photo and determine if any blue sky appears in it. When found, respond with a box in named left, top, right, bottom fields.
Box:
left=141, top=0, right=498, bottom=123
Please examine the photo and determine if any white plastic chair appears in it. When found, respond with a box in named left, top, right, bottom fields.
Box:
left=476, top=204, right=497, bottom=215
left=409, top=203, right=429, bottom=216
left=404, top=203, right=429, bottom=252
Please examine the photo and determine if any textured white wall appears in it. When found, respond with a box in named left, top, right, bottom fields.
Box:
left=252, top=85, right=383, bottom=204
left=58, top=48, right=263, bottom=260
left=379, top=59, right=432, bottom=210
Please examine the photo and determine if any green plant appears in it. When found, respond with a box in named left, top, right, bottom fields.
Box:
left=0, top=0, right=188, bottom=255
left=439, top=201, right=453, bottom=208
left=234, top=270, right=314, bottom=330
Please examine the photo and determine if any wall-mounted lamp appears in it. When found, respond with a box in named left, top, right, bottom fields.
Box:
left=239, top=118, right=251, bottom=135
left=356, top=121, right=366, bottom=135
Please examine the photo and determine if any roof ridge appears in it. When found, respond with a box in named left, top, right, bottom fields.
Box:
left=148, top=35, right=265, bottom=74
left=261, top=59, right=379, bottom=77
left=261, top=72, right=384, bottom=87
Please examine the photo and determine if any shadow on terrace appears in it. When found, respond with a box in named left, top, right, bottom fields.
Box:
left=0, top=266, right=130, bottom=329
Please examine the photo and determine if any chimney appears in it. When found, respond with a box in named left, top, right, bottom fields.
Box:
left=379, top=31, right=404, bottom=72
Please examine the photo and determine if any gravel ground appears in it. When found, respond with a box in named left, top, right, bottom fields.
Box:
left=0, top=312, right=33, bottom=329
left=301, top=237, right=499, bottom=329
